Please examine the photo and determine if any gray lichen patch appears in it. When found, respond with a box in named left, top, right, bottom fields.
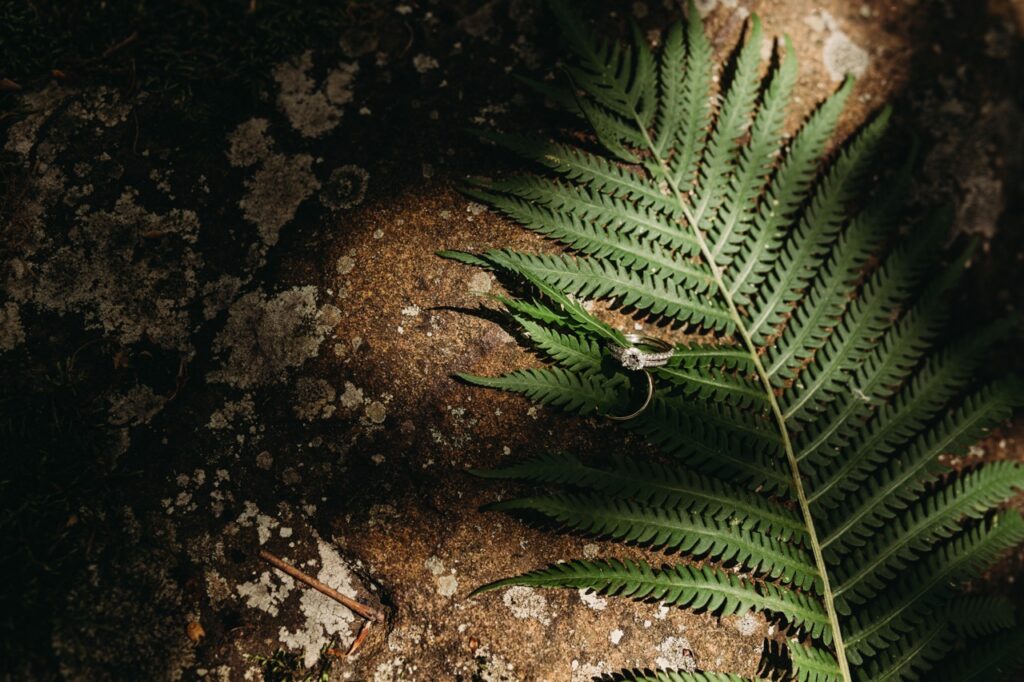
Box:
left=0, top=302, right=26, bottom=352
left=276, top=537, right=361, bottom=668
left=225, top=117, right=321, bottom=257
left=108, top=385, right=168, bottom=427
left=823, top=30, right=870, bottom=81
left=273, top=51, right=358, bottom=138
left=23, top=190, right=204, bottom=352
left=292, top=376, right=337, bottom=421
left=3, top=83, right=70, bottom=156
left=226, top=118, right=274, bottom=168
left=321, top=164, right=370, bottom=212
left=207, top=286, right=340, bottom=389
left=239, top=152, right=320, bottom=252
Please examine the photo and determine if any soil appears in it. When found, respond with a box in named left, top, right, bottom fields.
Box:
left=1, top=1, right=1023, bottom=680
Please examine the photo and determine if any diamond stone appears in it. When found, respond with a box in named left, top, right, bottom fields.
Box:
left=621, top=347, right=644, bottom=370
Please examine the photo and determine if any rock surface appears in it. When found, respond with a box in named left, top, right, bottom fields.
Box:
left=2, top=1, right=1022, bottom=680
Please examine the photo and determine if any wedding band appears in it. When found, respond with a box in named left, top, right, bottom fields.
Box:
left=605, top=370, right=654, bottom=421
left=607, top=333, right=675, bottom=371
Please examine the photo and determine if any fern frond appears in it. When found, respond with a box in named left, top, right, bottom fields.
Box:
left=822, top=379, right=1024, bottom=557
left=807, top=316, right=1005, bottom=510
left=788, top=641, right=842, bottom=682
left=600, top=671, right=751, bottom=682
left=457, top=367, right=620, bottom=416
left=855, top=616, right=952, bottom=681
left=795, top=248, right=974, bottom=477
left=450, top=3, right=1024, bottom=679
left=779, top=211, right=946, bottom=424
left=832, top=462, right=1024, bottom=609
left=745, top=97, right=885, bottom=343
left=487, top=494, right=819, bottom=589
left=763, top=154, right=912, bottom=387
left=687, top=17, right=763, bottom=235
left=727, top=77, right=854, bottom=302
left=843, top=512, right=1024, bottom=662
left=474, top=130, right=675, bottom=211
left=471, top=452, right=805, bottom=541
left=709, top=34, right=798, bottom=269
left=514, top=316, right=605, bottom=375
left=629, top=397, right=791, bottom=494
left=487, top=250, right=734, bottom=332
left=853, top=596, right=1014, bottom=681
left=464, top=178, right=703, bottom=260
left=660, top=8, right=713, bottom=188
left=947, top=595, right=1017, bottom=638
left=472, top=558, right=832, bottom=641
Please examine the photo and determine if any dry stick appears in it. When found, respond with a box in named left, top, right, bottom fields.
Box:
left=346, top=620, right=371, bottom=656
left=259, top=550, right=384, bottom=622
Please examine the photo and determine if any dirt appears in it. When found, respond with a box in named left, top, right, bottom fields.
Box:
left=1, top=1, right=1022, bottom=680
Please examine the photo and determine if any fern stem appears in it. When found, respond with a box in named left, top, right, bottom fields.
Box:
left=632, top=116, right=853, bottom=681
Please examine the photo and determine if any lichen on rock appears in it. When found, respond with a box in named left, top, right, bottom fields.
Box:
left=207, top=286, right=339, bottom=389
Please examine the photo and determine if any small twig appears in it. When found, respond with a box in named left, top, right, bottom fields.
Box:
left=259, top=550, right=383, bottom=622
left=346, top=620, right=371, bottom=656
left=102, top=31, right=139, bottom=59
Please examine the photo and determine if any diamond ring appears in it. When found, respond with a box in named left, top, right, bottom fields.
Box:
left=603, top=334, right=674, bottom=421
left=607, top=333, right=675, bottom=371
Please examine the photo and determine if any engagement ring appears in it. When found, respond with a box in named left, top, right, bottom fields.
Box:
left=604, top=334, right=674, bottom=421
left=607, top=334, right=675, bottom=371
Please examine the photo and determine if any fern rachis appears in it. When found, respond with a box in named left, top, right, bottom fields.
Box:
left=443, top=2, right=1024, bottom=680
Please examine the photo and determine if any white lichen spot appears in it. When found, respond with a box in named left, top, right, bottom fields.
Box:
left=609, top=628, right=624, bottom=645
left=256, top=451, right=274, bottom=470
left=273, top=51, right=358, bottom=138
left=413, top=54, right=440, bottom=73
left=468, top=271, right=492, bottom=293
left=4, top=84, right=69, bottom=157
left=239, top=152, right=320, bottom=249
left=735, top=611, right=760, bottom=636
left=437, top=574, right=459, bottom=598
left=26, top=190, right=203, bottom=351
left=578, top=589, right=608, bottom=611
left=656, top=635, right=696, bottom=671
left=226, top=118, right=273, bottom=168
left=201, top=275, right=243, bottom=321
left=424, top=555, right=445, bottom=576
left=501, top=586, right=551, bottom=625
left=236, top=501, right=279, bottom=545
left=692, top=0, right=717, bottom=18
left=823, top=30, right=870, bottom=82
left=340, top=381, right=365, bottom=409
left=337, top=255, right=356, bottom=275
left=277, top=537, right=360, bottom=668
left=236, top=570, right=294, bottom=616
left=208, top=287, right=338, bottom=388
left=365, top=400, right=387, bottom=424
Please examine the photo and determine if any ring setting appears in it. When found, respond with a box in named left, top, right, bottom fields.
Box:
left=604, top=333, right=674, bottom=421
left=608, top=334, right=674, bottom=371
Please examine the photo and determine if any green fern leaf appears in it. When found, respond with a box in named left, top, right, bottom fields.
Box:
left=602, top=671, right=751, bottom=682
left=472, top=558, right=832, bottom=640
left=470, top=452, right=805, bottom=541
left=445, top=2, right=1024, bottom=679
left=788, top=641, right=842, bottom=682
left=457, top=367, right=621, bottom=416
left=487, top=494, right=819, bottom=589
